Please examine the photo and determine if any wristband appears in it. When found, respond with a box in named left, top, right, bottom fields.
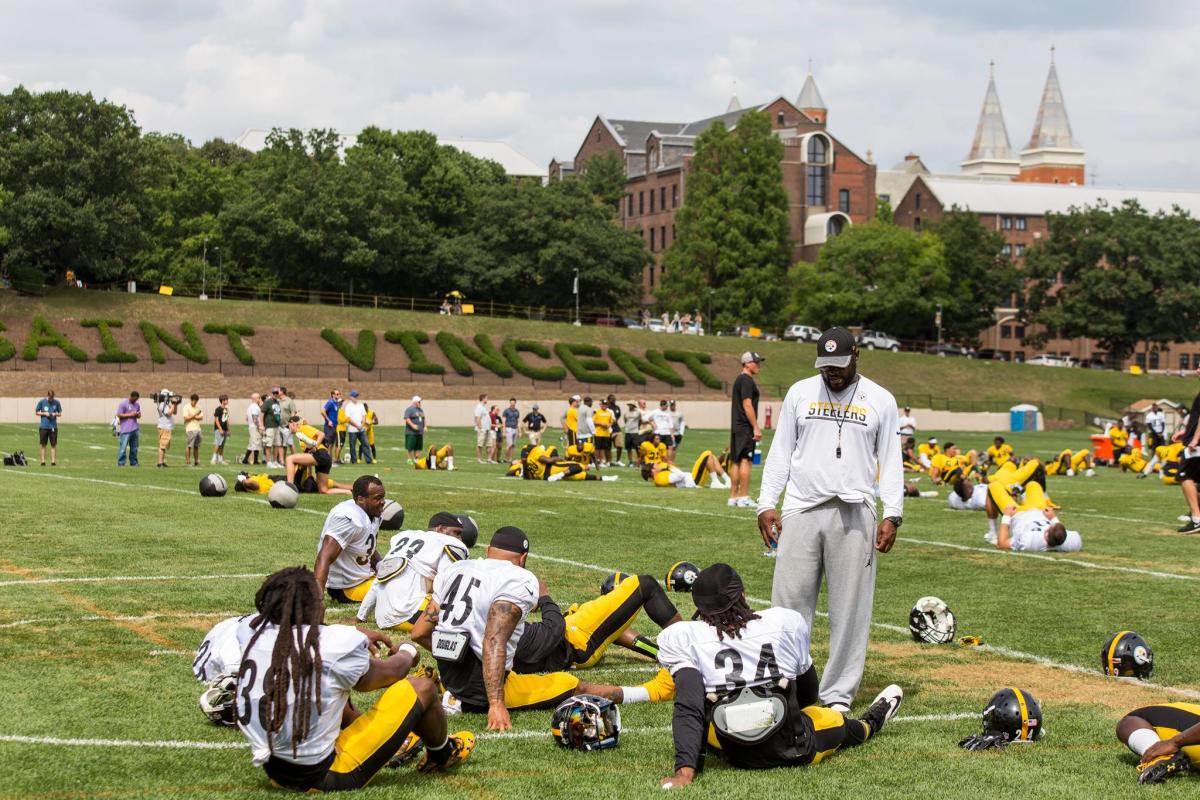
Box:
left=1000, top=515, right=1012, bottom=526
left=398, top=642, right=419, bottom=661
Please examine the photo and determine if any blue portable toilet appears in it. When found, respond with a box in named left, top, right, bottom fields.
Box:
left=1010, top=403, right=1039, bottom=432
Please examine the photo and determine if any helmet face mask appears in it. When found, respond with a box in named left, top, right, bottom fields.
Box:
left=199, top=674, right=237, bottom=726
left=551, top=694, right=620, bottom=751
left=1102, top=631, right=1154, bottom=679
left=909, top=596, right=956, bottom=645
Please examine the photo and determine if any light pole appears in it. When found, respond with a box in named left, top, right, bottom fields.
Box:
left=200, top=237, right=209, bottom=300
left=706, top=288, right=714, bottom=334
left=214, top=247, right=222, bottom=300
left=935, top=303, right=943, bottom=356
left=573, top=268, right=581, bottom=326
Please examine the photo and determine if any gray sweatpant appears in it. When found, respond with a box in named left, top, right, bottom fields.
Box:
left=771, top=498, right=877, bottom=709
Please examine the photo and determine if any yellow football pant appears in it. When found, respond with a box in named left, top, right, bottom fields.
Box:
left=549, top=463, right=588, bottom=481
left=706, top=704, right=869, bottom=764
left=690, top=450, right=715, bottom=486
left=565, top=575, right=645, bottom=669
left=329, top=577, right=375, bottom=604
left=988, top=461, right=1048, bottom=511
left=1130, top=703, right=1200, bottom=766
left=503, top=671, right=580, bottom=710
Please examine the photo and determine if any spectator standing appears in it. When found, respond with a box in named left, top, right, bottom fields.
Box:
left=211, top=395, right=230, bottom=465
left=621, top=401, right=641, bottom=467
left=35, top=389, right=62, bottom=466
left=897, top=406, right=917, bottom=438
left=1174, top=371, right=1200, bottom=534
left=606, top=395, right=624, bottom=466
left=637, top=398, right=654, bottom=465
left=669, top=400, right=686, bottom=456
left=729, top=352, right=764, bottom=508
left=321, top=389, right=342, bottom=458
left=1145, top=404, right=1166, bottom=450
left=243, top=392, right=263, bottom=465
left=116, top=391, right=141, bottom=466
left=404, top=396, right=425, bottom=462
left=363, top=403, right=380, bottom=461
left=474, top=393, right=489, bottom=463
left=342, top=390, right=373, bottom=465
left=650, top=399, right=676, bottom=460
left=156, top=392, right=180, bottom=468
left=182, top=393, right=204, bottom=466
left=522, top=403, right=547, bottom=446
left=502, top=398, right=521, bottom=461
left=260, top=388, right=283, bottom=468
left=488, top=405, right=502, bottom=462
left=279, top=387, right=297, bottom=457
left=757, top=327, right=903, bottom=712
left=593, top=400, right=614, bottom=466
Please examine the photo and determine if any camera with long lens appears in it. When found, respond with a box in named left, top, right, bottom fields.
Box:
left=153, top=388, right=182, bottom=412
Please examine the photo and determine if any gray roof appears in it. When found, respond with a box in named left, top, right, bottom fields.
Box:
left=1026, top=53, right=1081, bottom=151
left=919, top=176, right=1200, bottom=217
left=964, top=64, right=1016, bottom=162
left=796, top=73, right=826, bottom=110
left=606, top=119, right=685, bottom=148
left=677, top=105, right=762, bottom=136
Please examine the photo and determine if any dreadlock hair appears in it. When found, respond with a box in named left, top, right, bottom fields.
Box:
left=698, top=596, right=761, bottom=642
left=238, top=566, right=325, bottom=757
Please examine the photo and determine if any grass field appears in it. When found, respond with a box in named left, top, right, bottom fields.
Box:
left=1, top=422, right=1198, bottom=799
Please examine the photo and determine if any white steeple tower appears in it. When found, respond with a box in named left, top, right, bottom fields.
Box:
left=961, top=61, right=1020, bottom=177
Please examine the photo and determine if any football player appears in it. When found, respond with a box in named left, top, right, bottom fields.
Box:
left=522, top=443, right=613, bottom=482
left=1117, top=703, right=1200, bottom=784
left=640, top=450, right=732, bottom=489
left=193, top=614, right=253, bottom=726
left=565, top=440, right=596, bottom=467
left=285, top=416, right=350, bottom=495
left=948, top=477, right=988, bottom=511
left=235, top=471, right=354, bottom=496
left=1145, top=442, right=1185, bottom=482
left=986, top=436, right=1014, bottom=470
left=413, top=443, right=455, bottom=471
left=1045, top=448, right=1096, bottom=477
left=235, top=567, right=474, bottom=791
left=355, top=512, right=479, bottom=631
left=409, top=527, right=676, bottom=731
left=929, top=443, right=979, bottom=485
left=657, top=563, right=902, bottom=789
left=916, top=437, right=941, bottom=470
left=639, top=433, right=669, bottom=466
left=902, top=437, right=924, bottom=473
left=314, top=475, right=386, bottom=604
left=987, top=460, right=1082, bottom=552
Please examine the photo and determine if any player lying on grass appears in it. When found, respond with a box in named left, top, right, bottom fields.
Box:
left=657, top=563, right=903, bottom=789
left=409, top=526, right=676, bottom=730
left=641, top=450, right=732, bottom=489
left=285, top=416, right=350, bottom=495
left=1117, top=702, right=1200, bottom=784
left=413, top=444, right=455, bottom=470
left=986, top=459, right=1082, bottom=552
left=355, top=512, right=479, bottom=631
left=949, top=474, right=988, bottom=511
left=1045, top=447, right=1096, bottom=476
left=314, top=475, right=386, bottom=605
left=232, top=567, right=473, bottom=791
left=234, top=471, right=354, bottom=495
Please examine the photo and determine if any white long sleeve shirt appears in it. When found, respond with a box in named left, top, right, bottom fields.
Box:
left=757, top=373, right=904, bottom=520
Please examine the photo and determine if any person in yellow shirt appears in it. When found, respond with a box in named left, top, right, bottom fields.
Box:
left=284, top=416, right=351, bottom=495
left=641, top=450, right=731, bottom=489
left=929, top=443, right=976, bottom=485
left=638, top=433, right=669, bottom=466
left=564, top=395, right=581, bottom=447
left=1108, top=421, right=1130, bottom=458
left=986, top=437, right=1014, bottom=470
left=335, top=405, right=349, bottom=463
left=1046, top=448, right=1095, bottom=477
left=917, top=438, right=941, bottom=471
left=414, top=444, right=455, bottom=471
left=593, top=402, right=615, bottom=466
left=522, top=443, right=614, bottom=482
left=565, top=441, right=595, bottom=466
left=1144, top=442, right=1185, bottom=481
left=363, top=403, right=379, bottom=462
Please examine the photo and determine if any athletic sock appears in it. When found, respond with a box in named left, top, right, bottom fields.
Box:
left=621, top=686, right=650, bottom=703
left=446, top=457, right=454, bottom=470
left=424, top=734, right=451, bottom=764
left=630, top=635, right=659, bottom=659
left=987, top=518, right=998, bottom=536
left=1127, top=728, right=1160, bottom=756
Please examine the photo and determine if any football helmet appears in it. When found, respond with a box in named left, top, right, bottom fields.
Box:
left=981, top=687, right=1043, bottom=742
left=379, top=499, right=405, bottom=531
left=600, top=571, right=629, bottom=596
left=199, top=673, right=237, bottom=726
left=199, top=473, right=228, bottom=497
left=908, top=596, right=956, bottom=644
left=665, top=561, right=699, bottom=593
left=551, top=694, right=620, bottom=751
left=1102, top=630, right=1154, bottom=679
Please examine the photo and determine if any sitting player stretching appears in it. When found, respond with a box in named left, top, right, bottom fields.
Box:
left=521, top=443, right=615, bottom=482
left=1045, top=447, right=1095, bottom=477
left=657, top=563, right=902, bottom=789
left=987, top=459, right=1082, bottom=552
left=641, top=450, right=732, bottom=489
left=285, top=416, right=350, bottom=495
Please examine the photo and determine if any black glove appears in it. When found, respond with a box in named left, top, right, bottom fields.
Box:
left=958, top=732, right=1010, bottom=751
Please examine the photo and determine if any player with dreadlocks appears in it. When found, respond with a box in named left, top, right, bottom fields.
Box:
left=234, top=567, right=475, bottom=791
left=655, top=563, right=904, bottom=790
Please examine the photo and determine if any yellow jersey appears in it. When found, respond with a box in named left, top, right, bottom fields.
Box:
left=653, top=469, right=673, bottom=487
left=918, top=443, right=941, bottom=459
left=593, top=408, right=614, bottom=438
left=364, top=409, right=377, bottom=445
left=565, top=444, right=592, bottom=465
left=640, top=440, right=667, bottom=465
left=337, top=407, right=348, bottom=434
left=1108, top=426, right=1128, bottom=448
left=565, top=407, right=579, bottom=434
left=930, top=453, right=959, bottom=475
left=525, top=445, right=550, bottom=480
left=293, top=423, right=327, bottom=452
left=987, top=444, right=1013, bottom=466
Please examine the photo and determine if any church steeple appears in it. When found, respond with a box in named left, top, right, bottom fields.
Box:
left=961, top=61, right=1019, bottom=177
left=796, top=61, right=826, bottom=124
left=1017, top=46, right=1085, bottom=185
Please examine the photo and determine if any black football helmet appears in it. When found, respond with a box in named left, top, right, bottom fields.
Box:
left=908, top=596, right=956, bottom=644
left=982, top=687, right=1043, bottom=742
left=1102, top=631, right=1154, bottom=679
left=665, top=561, right=699, bottom=593
left=600, top=571, right=629, bottom=596
left=551, top=694, right=620, bottom=751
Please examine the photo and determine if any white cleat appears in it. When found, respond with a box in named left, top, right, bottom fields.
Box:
left=919, top=491, right=938, bottom=498
left=984, top=531, right=997, bottom=545
left=1085, top=469, right=1095, bottom=477
left=601, top=475, right=618, bottom=482
left=867, top=683, right=904, bottom=729
left=736, top=497, right=757, bottom=508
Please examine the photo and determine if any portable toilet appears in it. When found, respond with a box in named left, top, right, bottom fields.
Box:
left=1009, top=403, right=1039, bottom=432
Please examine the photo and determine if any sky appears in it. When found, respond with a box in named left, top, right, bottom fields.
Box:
left=2, top=0, right=1198, bottom=188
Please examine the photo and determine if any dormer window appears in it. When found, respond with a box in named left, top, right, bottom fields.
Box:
left=777, top=110, right=785, bottom=126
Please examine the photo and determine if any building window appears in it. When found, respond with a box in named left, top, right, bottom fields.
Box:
left=661, top=225, right=666, bottom=248
left=627, top=195, right=633, bottom=217
left=1181, top=354, right=1190, bottom=370
left=1015, top=325, right=1025, bottom=339
left=879, top=193, right=890, bottom=204
left=1002, top=244, right=1012, bottom=257
left=1002, top=216, right=1013, bottom=229
left=639, top=191, right=644, bottom=215
left=777, top=110, right=785, bottom=126
left=649, top=264, right=655, bottom=288
left=1150, top=350, right=1160, bottom=370
left=1135, top=352, right=1146, bottom=369
left=660, top=187, right=666, bottom=210
left=649, top=188, right=655, bottom=213
left=806, top=166, right=827, bottom=206
left=672, top=184, right=679, bottom=207
left=807, top=136, right=826, bottom=164
left=672, top=224, right=676, bottom=241
left=914, top=193, right=921, bottom=209
left=838, top=189, right=850, bottom=213
left=1015, top=243, right=1026, bottom=257
left=1015, top=216, right=1027, bottom=230
left=1001, top=325, right=1013, bottom=339
left=650, top=228, right=656, bottom=251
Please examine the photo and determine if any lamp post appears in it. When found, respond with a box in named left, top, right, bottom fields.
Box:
left=200, top=237, right=209, bottom=300
left=573, top=268, right=581, bottom=326
left=214, top=247, right=222, bottom=300
left=935, top=303, right=943, bottom=356
left=706, top=288, right=714, bottom=334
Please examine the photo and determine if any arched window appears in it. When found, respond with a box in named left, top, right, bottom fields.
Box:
left=807, top=136, right=826, bottom=164
left=827, top=215, right=846, bottom=237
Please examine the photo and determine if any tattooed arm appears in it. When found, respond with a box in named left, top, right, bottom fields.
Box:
left=409, top=600, right=439, bottom=651
left=483, top=599, right=523, bottom=731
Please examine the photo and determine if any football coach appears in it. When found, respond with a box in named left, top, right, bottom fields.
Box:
left=756, top=327, right=903, bottom=713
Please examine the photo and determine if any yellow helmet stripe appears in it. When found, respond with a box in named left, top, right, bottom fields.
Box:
left=1107, top=630, right=1132, bottom=676
left=1011, top=687, right=1030, bottom=740
left=666, top=561, right=684, bottom=587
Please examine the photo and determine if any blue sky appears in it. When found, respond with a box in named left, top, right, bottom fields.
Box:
left=2, top=0, right=1197, bottom=187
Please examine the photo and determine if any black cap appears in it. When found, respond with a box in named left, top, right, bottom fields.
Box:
left=692, top=563, right=744, bottom=616
left=490, top=526, right=529, bottom=554
left=815, top=327, right=856, bottom=369
left=428, top=512, right=480, bottom=549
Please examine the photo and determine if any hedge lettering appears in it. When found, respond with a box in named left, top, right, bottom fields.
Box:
left=81, top=319, right=137, bottom=363
left=0, top=322, right=15, bottom=362
left=384, top=330, right=444, bottom=375
left=435, top=332, right=513, bottom=378
left=321, top=328, right=376, bottom=371
left=22, top=316, right=88, bottom=362
left=139, top=321, right=209, bottom=364
left=502, top=338, right=567, bottom=382
left=664, top=350, right=722, bottom=389
left=608, top=347, right=684, bottom=387
left=203, top=323, right=255, bottom=366
left=553, top=342, right=625, bottom=385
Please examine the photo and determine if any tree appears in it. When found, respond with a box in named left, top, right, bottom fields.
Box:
left=875, top=196, right=894, bottom=223
left=657, top=110, right=792, bottom=329
left=1023, top=201, right=1200, bottom=359
left=582, top=151, right=626, bottom=210
left=788, top=219, right=949, bottom=340
left=929, top=208, right=1016, bottom=342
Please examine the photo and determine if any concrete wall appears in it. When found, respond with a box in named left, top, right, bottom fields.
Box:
left=0, top=396, right=1039, bottom=433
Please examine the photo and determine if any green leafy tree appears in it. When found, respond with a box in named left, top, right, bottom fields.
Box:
left=875, top=196, right=894, bottom=223
left=582, top=151, right=627, bottom=210
left=929, top=208, right=1015, bottom=342
left=657, top=110, right=791, bottom=329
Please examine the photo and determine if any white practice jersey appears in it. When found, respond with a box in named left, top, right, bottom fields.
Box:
left=947, top=488, right=987, bottom=511
left=657, top=607, right=813, bottom=694
left=193, top=614, right=253, bottom=682
left=373, top=530, right=469, bottom=629
left=650, top=409, right=675, bottom=436
left=1009, top=510, right=1083, bottom=552
left=238, top=623, right=370, bottom=766
left=317, top=499, right=381, bottom=589
left=432, top=558, right=538, bottom=670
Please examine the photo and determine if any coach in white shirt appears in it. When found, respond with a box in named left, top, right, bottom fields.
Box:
left=757, top=327, right=903, bottom=712
left=898, top=406, right=916, bottom=437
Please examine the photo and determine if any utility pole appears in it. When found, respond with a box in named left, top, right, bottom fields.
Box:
left=200, top=238, right=209, bottom=300
left=573, top=268, right=581, bottom=326
left=935, top=303, right=943, bottom=356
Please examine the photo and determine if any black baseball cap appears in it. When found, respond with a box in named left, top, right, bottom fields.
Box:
left=692, top=563, right=744, bottom=615
left=490, top=526, right=529, bottom=554
left=815, top=327, right=856, bottom=369
left=428, top=512, right=479, bottom=548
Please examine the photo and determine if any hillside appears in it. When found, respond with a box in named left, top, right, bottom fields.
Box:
left=0, top=289, right=1193, bottom=416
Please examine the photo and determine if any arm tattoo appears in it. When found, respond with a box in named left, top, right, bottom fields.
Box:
left=482, top=600, right=522, bottom=707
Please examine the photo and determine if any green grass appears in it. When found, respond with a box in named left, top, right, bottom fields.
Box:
left=0, top=423, right=1198, bottom=799
left=2, top=289, right=1194, bottom=414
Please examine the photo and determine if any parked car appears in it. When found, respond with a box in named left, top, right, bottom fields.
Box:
left=976, top=348, right=1010, bottom=361
left=926, top=342, right=975, bottom=358
left=856, top=330, right=901, bottom=351
left=592, top=315, right=624, bottom=327
left=782, top=324, right=822, bottom=342
left=1027, top=353, right=1073, bottom=367
left=622, top=317, right=643, bottom=330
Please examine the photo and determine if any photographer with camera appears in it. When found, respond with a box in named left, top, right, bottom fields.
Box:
left=155, top=389, right=182, bottom=469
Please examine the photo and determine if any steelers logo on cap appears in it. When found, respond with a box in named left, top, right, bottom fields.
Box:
left=824, top=340, right=838, bottom=352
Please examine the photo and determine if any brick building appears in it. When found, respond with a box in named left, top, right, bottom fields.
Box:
left=557, top=73, right=876, bottom=301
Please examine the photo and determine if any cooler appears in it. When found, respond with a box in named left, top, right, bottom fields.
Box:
left=1091, top=434, right=1113, bottom=463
